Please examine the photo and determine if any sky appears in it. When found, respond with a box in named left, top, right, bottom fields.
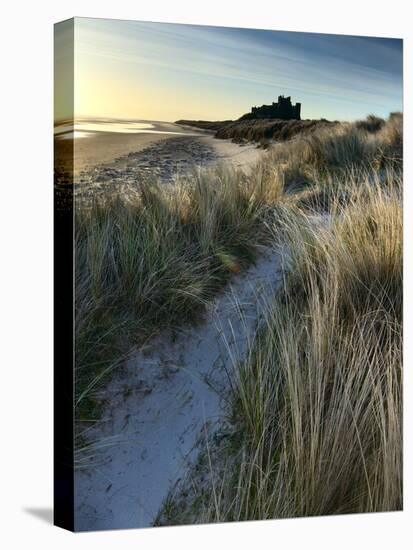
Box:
left=55, top=17, right=403, bottom=123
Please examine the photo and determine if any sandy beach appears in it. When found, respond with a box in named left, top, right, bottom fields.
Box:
left=54, top=121, right=265, bottom=194
left=55, top=121, right=205, bottom=173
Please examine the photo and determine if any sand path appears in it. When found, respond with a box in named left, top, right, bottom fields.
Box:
left=201, top=135, right=264, bottom=172
left=74, top=244, right=284, bottom=531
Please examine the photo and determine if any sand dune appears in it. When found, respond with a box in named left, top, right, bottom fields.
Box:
left=75, top=245, right=284, bottom=530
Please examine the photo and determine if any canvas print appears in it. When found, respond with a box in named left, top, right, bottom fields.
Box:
left=54, top=18, right=403, bottom=531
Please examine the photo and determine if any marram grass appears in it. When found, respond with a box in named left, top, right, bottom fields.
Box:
left=153, top=114, right=403, bottom=524
left=75, top=112, right=403, bottom=521
left=172, top=172, right=402, bottom=523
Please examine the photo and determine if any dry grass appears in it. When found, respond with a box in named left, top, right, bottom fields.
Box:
left=176, top=172, right=402, bottom=523
left=74, top=166, right=285, bottom=418
left=153, top=114, right=403, bottom=524
left=74, top=112, right=403, bottom=520
left=215, top=118, right=334, bottom=143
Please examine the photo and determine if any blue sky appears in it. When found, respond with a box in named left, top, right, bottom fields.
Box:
left=69, top=18, right=403, bottom=122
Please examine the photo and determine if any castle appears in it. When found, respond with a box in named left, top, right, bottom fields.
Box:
left=242, top=95, right=301, bottom=121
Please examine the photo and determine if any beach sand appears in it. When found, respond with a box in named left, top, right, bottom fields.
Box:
left=74, top=132, right=174, bottom=173
left=55, top=121, right=206, bottom=175
left=54, top=122, right=266, bottom=196
left=75, top=244, right=284, bottom=530
left=202, top=134, right=263, bottom=172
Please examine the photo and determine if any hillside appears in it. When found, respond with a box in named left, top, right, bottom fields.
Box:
left=176, top=117, right=335, bottom=145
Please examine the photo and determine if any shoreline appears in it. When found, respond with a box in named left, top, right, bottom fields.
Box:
left=55, top=124, right=266, bottom=195
left=54, top=120, right=208, bottom=176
